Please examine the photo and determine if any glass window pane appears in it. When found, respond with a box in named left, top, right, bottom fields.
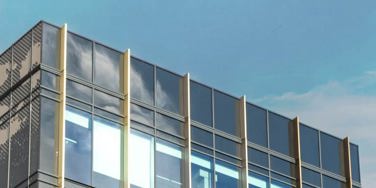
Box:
left=191, top=151, right=214, bottom=188
left=67, top=32, right=93, bottom=81
left=67, top=80, right=92, bottom=103
left=248, top=148, right=268, bottom=168
left=94, top=44, right=122, bottom=92
left=0, top=121, right=9, bottom=188
left=130, top=104, right=154, bottom=126
left=271, top=180, right=293, bottom=188
left=248, top=171, right=269, bottom=188
left=270, top=156, right=295, bottom=177
left=190, top=81, right=212, bottom=126
left=215, top=135, right=240, bottom=157
left=215, top=160, right=240, bottom=188
left=41, top=71, right=59, bottom=90
left=320, top=133, right=345, bottom=176
left=247, top=104, right=267, bottom=147
left=302, top=167, right=321, bottom=187
left=350, top=144, right=361, bottom=182
left=300, top=124, right=320, bottom=167
left=65, top=106, right=92, bottom=185
left=156, top=113, right=183, bottom=137
left=191, top=126, right=213, bottom=147
left=322, top=176, right=345, bottom=188
left=156, top=139, right=183, bottom=188
left=156, top=68, right=183, bottom=114
left=130, top=130, right=154, bottom=188
left=130, top=57, right=154, bottom=105
left=93, top=117, right=122, bottom=188
left=269, top=112, right=295, bottom=157
left=94, top=90, right=122, bottom=114
left=214, top=91, right=240, bottom=137
left=42, top=23, right=59, bottom=68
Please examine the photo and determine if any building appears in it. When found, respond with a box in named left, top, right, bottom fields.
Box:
left=0, top=21, right=361, bottom=188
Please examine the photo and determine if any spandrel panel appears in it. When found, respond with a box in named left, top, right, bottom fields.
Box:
left=248, top=171, right=269, bottom=188
left=12, top=31, right=32, bottom=85
left=350, top=144, right=361, bottom=182
left=270, top=156, right=295, bottom=177
left=94, top=44, right=122, bottom=92
left=130, top=103, right=154, bottom=126
left=67, top=32, right=93, bottom=81
left=302, top=167, right=321, bottom=187
left=190, top=81, right=212, bottom=126
left=94, top=90, right=122, bottom=115
left=0, top=49, right=12, bottom=96
left=156, top=113, right=183, bottom=137
left=248, top=147, right=268, bottom=168
left=42, top=23, right=59, bottom=68
left=300, top=124, right=320, bottom=167
left=320, top=132, right=345, bottom=176
left=191, top=126, right=213, bottom=147
left=67, top=80, right=92, bottom=103
left=214, top=91, right=239, bottom=137
left=269, top=112, right=295, bottom=157
left=322, top=176, right=345, bottom=188
left=0, top=121, right=9, bottom=188
left=247, top=103, right=267, bottom=147
left=156, top=68, right=183, bottom=115
left=130, top=57, right=154, bottom=105
left=215, top=135, right=240, bottom=157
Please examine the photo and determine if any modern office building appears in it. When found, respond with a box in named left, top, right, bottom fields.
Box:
left=0, top=21, right=361, bottom=188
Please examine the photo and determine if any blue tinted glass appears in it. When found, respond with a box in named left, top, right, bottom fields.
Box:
left=302, top=167, right=321, bottom=187
left=156, top=68, right=182, bottom=114
left=248, top=171, right=269, bottom=188
left=191, top=151, right=214, bottom=188
left=130, top=103, right=154, bottom=126
left=270, top=156, right=295, bottom=177
left=67, top=32, right=93, bottom=81
left=94, top=90, right=122, bottom=114
left=66, top=80, right=92, bottom=103
left=271, top=180, right=293, bottom=188
left=320, top=133, right=345, bottom=176
left=322, top=176, right=345, bottom=188
left=42, top=23, right=59, bottom=68
left=191, top=126, right=213, bottom=147
left=214, top=91, right=240, bottom=137
left=269, top=112, right=294, bottom=157
left=248, top=148, right=269, bottom=168
left=350, top=144, right=361, bottom=182
left=247, top=104, right=267, bottom=147
left=65, top=106, right=92, bottom=185
left=130, top=57, right=154, bottom=105
left=215, top=160, right=240, bottom=188
left=215, top=135, right=240, bottom=157
left=190, top=81, right=212, bottom=126
left=300, top=124, right=320, bottom=167
left=156, top=113, right=183, bottom=137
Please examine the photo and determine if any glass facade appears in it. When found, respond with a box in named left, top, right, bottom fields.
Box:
left=0, top=21, right=362, bottom=188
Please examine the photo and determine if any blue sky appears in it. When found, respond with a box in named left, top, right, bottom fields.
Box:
left=1, top=0, right=376, bottom=187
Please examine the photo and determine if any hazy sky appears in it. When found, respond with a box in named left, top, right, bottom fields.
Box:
left=1, top=0, right=376, bottom=187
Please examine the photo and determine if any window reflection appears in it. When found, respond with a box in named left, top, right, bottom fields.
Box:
left=191, top=151, right=213, bottom=188
left=156, top=113, right=183, bottom=137
left=42, top=23, right=59, bottom=68
left=190, top=81, right=212, bottom=126
left=130, top=57, right=154, bottom=105
left=350, top=144, right=361, bottom=182
left=215, top=160, right=240, bottom=188
left=67, top=80, right=92, bottom=103
left=130, top=104, right=154, bottom=126
left=269, top=112, right=295, bottom=157
left=320, top=133, right=345, bottom=176
left=247, top=103, right=267, bottom=147
left=214, top=91, right=239, bottom=137
left=94, top=90, right=122, bottom=115
left=248, top=171, right=268, bottom=188
left=156, top=68, right=183, bottom=115
left=270, top=180, right=292, bottom=188
left=300, top=124, right=320, bottom=167
left=67, top=32, right=93, bottom=81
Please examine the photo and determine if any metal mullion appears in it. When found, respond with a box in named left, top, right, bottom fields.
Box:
left=343, top=137, right=353, bottom=188
left=239, top=96, right=248, bottom=188
left=292, top=117, right=302, bottom=188
left=211, top=87, right=216, bottom=188
left=267, top=110, right=272, bottom=186
left=27, top=31, right=33, bottom=186
left=7, top=46, right=13, bottom=188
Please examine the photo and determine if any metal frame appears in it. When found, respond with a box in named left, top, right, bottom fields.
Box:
left=183, top=73, right=191, bottom=188
left=122, top=49, right=131, bottom=188
left=292, top=117, right=302, bottom=188
left=343, top=137, right=353, bottom=188
left=239, top=96, right=249, bottom=188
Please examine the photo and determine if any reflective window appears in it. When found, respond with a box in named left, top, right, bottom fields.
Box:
left=270, top=156, right=295, bottom=177
left=156, top=68, right=183, bottom=114
left=269, top=112, right=294, bottom=157
left=67, top=80, right=92, bottom=103
left=302, top=167, right=321, bottom=187
left=0, top=122, right=9, bottom=188
left=92, top=117, right=122, bottom=188
left=94, top=90, right=122, bottom=114
left=271, top=180, right=293, bottom=188
left=42, top=23, right=59, bottom=68
left=320, top=133, right=345, bottom=176
left=190, top=81, right=212, bottom=126
left=65, top=106, right=92, bottom=185
left=300, top=124, right=320, bottom=167
left=322, top=176, right=345, bottom=188
left=215, top=135, right=240, bottom=157
left=248, top=171, right=269, bottom=188
left=156, top=139, right=183, bottom=188
left=191, top=126, right=213, bottom=147
left=191, top=151, right=214, bottom=188
left=130, top=130, right=154, bottom=188
left=130, top=57, right=154, bottom=105
left=41, top=71, right=59, bottom=90
left=214, top=91, right=239, bottom=137
left=215, top=160, right=240, bottom=188
left=247, top=104, right=267, bottom=147
left=67, top=32, right=93, bottom=81
left=94, top=44, right=122, bottom=92
left=248, top=148, right=268, bottom=168
left=350, top=144, right=361, bottom=182
left=156, top=113, right=183, bottom=137
left=130, top=104, right=154, bottom=126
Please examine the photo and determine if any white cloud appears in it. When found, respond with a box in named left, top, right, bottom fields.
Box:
left=255, top=71, right=376, bottom=188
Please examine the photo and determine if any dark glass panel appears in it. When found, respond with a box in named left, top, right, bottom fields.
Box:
left=130, top=103, right=154, bottom=126
left=303, top=183, right=316, bottom=188
left=300, top=124, right=320, bottom=167
left=320, top=133, right=345, bottom=176
left=41, top=71, right=59, bottom=90
left=350, top=144, right=361, bottom=182
left=190, top=81, right=212, bottom=126
left=248, top=171, right=269, bottom=188
left=302, top=167, right=321, bottom=187
left=191, top=126, right=213, bottom=147
left=42, top=23, right=59, bottom=68
left=215, top=135, right=240, bottom=157
left=67, top=32, right=93, bottom=81
left=192, top=143, right=214, bottom=156
left=156, top=139, right=183, bottom=188
left=156, top=113, right=183, bottom=137
left=269, top=112, right=295, bottom=157
left=191, top=151, right=214, bottom=188
left=248, top=164, right=269, bottom=176
left=322, top=176, right=345, bottom=188
left=215, top=160, right=240, bottom=188
left=67, top=97, right=91, bottom=112
left=247, top=103, right=267, bottom=147
left=94, top=44, right=122, bottom=92
left=271, top=179, right=293, bottom=188
left=270, top=156, right=295, bottom=177
left=271, top=172, right=296, bottom=186
left=156, top=68, right=183, bottom=114
left=248, top=147, right=268, bottom=168
left=214, top=91, right=239, bottom=137
left=94, top=90, right=122, bottom=114
left=65, top=106, right=92, bottom=185
left=0, top=121, right=9, bottom=188
left=66, top=80, right=92, bottom=103
left=130, top=57, right=154, bottom=105
left=215, top=151, right=241, bottom=166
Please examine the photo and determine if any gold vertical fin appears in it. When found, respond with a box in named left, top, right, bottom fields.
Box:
left=239, top=96, right=248, bottom=188
left=183, top=73, right=192, bottom=188
left=344, top=137, right=353, bottom=188
left=122, top=49, right=131, bottom=188
left=292, top=117, right=302, bottom=188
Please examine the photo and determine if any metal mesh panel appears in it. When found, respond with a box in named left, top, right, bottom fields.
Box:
left=30, top=96, right=40, bottom=175
left=0, top=118, right=9, bottom=188
left=32, top=23, right=43, bottom=68
left=12, top=32, right=32, bottom=85
left=12, top=79, right=30, bottom=112
left=0, top=49, right=12, bottom=96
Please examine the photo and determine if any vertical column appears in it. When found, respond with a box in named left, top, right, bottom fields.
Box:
left=182, top=73, right=191, bottom=188
left=57, top=23, right=67, bottom=188
left=239, top=96, right=248, bottom=188
left=343, top=137, right=353, bottom=188
left=122, top=49, right=131, bottom=188
left=292, top=117, right=302, bottom=188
